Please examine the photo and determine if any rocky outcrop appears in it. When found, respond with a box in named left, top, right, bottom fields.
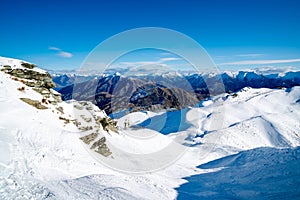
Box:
left=0, top=65, right=12, bottom=73
left=1, top=64, right=62, bottom=107
left=56, top=106, right=64, bottom=114
left=79, top=128, right=113, bottom=157
left=78, top=126, right=93, bottom=131
left=8, top=68, right=55, bottom=89
left=91, top=137, right=112, bottom=157
left=73, top=101, right=118, bottom=157
left=98, top=117, right=118, bottom=133
left=21, top=62, right=36, bottom=69
left=80, top=132, right=98, bottom=145
left=80, top=115, right=92, bottom=122
left=0, top=61, right=116, bottom=158
left=20, top=98, right=48, bottom=109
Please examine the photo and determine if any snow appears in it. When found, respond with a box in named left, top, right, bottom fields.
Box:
left=176, top=147, right=300, bottom=199
left=0, top=56, right=47, bottom=74
left=0, top=56, right=300, bottom=199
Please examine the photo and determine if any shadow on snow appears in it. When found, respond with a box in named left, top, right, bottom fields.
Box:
left=176, top=146, right=300, bottom=200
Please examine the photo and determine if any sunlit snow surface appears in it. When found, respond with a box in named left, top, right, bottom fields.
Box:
left=0, top=56, right=300, bottom=199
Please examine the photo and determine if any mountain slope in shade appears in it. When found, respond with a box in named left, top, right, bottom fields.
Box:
left=59, top=74, right=199, bottom=114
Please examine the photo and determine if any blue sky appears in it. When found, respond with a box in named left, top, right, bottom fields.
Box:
left=0, top=0, right=300, bottom=70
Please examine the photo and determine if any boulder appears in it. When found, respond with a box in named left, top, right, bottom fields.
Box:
left=20, top=98, right=48, bottom=109
left=91, top=137, right=106, bottom=149
left=1, top=65, right=12, bottom=73
left=99, top=117, right=118, bottom=133
left=95, top=144, right=112, bottom=157
left=78, top=126, right=93, bottom=131
left=80, top=132, right=98, bottom=145
left=21, top=62, right=36, bottom=69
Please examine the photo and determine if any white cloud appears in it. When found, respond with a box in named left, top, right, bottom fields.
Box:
left=49, top=46, right=73, bottom=58
left=49, top=46, right=61, bottom=51
left=159, top=57, right=182, bottom=62
left=218, top=58, right=300, bottom=66
left=58, top=51, right=73, bottom=58
left=254, top=65, right=297, bottom=74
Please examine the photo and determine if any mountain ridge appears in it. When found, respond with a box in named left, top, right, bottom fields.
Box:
left=56, top=70, right=300, bottom=114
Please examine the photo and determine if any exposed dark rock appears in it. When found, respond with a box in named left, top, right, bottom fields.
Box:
left=51, top=90, right=62, bottom=102
left=21, top=62, right=36, bottom=69
left=99, top=117, right=118, bottom=133
left=1, top=65, right=12, bottom=73
left=17, top=86, right=25, bottom=92
left=48, top=100, right=57, bottom=105
left=95, top=144, right=112, bottom=157
left=78, top=126, right=93, bottom=131
left=90, top=137, right=112, bottom=157
left=72, top=119, right=81, bottom=126
left=24, top=81, right=36, bottom=87
left=90, top=137, right=106, bottom=149
left=80, top=115, right=92, bottom=123
left=7, top=68, right=55, bottom=89
left=3, top=65, right=11, bottom=69
left=80, top=132, right=98, bottom=145
left=56, top=106, right=64, bottom=114
left=32, top=87, right=51, bottom=98
left=74, top=104, right=83, bottom=110
left=59, top=116, right=70, bottom=124
left=20, top=98, right=48, bottom=109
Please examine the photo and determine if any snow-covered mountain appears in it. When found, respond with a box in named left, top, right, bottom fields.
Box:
left=58, top=74, right=199, bottom=114
left=53, top=69, right=300, bottom=91
left=52, top=74, right=96, bottom=89
left=56, top=69, right=300, bottom=115
left=1, top=56, right=300, bottom=199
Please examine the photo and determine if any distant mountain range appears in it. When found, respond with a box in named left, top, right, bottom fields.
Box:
left=54, top=70, right=300, bottom=114
left=57, top=74, right=199, bottom=114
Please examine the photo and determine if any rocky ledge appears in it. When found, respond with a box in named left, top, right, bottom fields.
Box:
left=1, top=63, right=61, bottom=106
left=1, top=61, right=118, bottom=157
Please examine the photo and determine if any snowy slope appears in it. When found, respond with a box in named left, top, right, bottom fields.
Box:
left=0, top=57, right=178, bottom=199
left=176, top=147, right=300, bottom=199
left=198, top=87, right=300, bottom=149
left=1, top=56, right=300, bottom=199
left=123, top=86, right=300, bottom=151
